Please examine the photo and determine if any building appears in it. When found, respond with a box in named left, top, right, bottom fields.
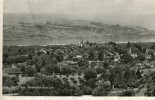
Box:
left=68, top=61, right=78, bottom=67
left=145, top=49, right=152, bottom=59
left=3, top=68, right=22, bottom=76
left=126, top=41, right=138, bottom=58
left=127, top=41, right=132, bottom=54
left=114, top=53, right=120, bottom=62
left=131, top=53, right=138, bottom=58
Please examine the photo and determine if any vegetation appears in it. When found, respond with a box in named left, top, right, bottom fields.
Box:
left=3, top=41, right=155, bottom=96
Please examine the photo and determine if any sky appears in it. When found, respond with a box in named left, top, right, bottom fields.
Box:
left=3, top=0, right=155, bottom=30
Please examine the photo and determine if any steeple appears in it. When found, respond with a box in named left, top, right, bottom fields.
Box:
left=127, top=41, right=131, bottom=54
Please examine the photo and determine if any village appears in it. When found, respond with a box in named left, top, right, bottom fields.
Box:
left=3, top=41, right=155, bottom=96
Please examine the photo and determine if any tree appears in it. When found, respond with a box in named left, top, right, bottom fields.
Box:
left=121, top=53, right=133, bottom=64
left=60, top=88, right=70, bottom=96
left=53, top=65, right=60, bottom=74
left=134, top=43, right=142, bottom=52
left=124, top=67, right=130, bottom=84
left=70, top=77, right=75, bottom=82
left=25, top=65, right=37, bottom=76
left=52, top=57, right=58, bottom=64
left=86, top=78, right=97, bottom=89
left=137, top=53, right=145, bottom=61
left=96, top=67, right=106, bottom=74
left=11, top=76, right=19, bottom=86
left=41, top=63, right=57, bottom=75
left=152, top=88, right=155, bottom=96
left=89, top=51, right=95, bottom=60
left=20, top=65, right=26, bottom=76
left=136, top=69, right=142, bottom=79
left=60, top=65, right=71, bottom=75
left=40, top=54, right=52, bottom=65
left=73, top=80, right=77, bottom=85
left=79, top=78, right=85, bottom=84
left=78, top=59, right=89, bottom=68
left=124, top=68, right=137, bottom=88
left=31, top=55, right=40, bottom=64
left=103, top=61, right=109, bottom=69
left=151, top=44, right=155, bottom=49
left=55, top=55, right=63, bottom=62
left=80, top=85, right=92, bottom=95
left=98, top=51, right=103, bottom=61
left=84, top=68, right=97, bottom=81
left=62, top=77, right=68, bottom=82
left=32, top=89, right=40, bottom=96
left=4, top=79, right=14, bottom=87
left=3, top=53, right=9, bottom=63
left=93, top=81, right=111, bottom=96
left=110, top=67, right=127, bottom=88
left=3, top=76, right=19, bottom=87
left=5, top=56, right=17, bottom=64
left=119, top=90, right=135, bottom=96
left=36, top=59, right=43, bottom=72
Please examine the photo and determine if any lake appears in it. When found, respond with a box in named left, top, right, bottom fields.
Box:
left=3, top=35, right=155, bottom=46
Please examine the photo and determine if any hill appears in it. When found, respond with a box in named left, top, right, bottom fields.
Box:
left=3, top=13, right=155, bottom=41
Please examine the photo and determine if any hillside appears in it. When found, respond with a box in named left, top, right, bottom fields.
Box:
left=3, top=13, right=155, bottom=41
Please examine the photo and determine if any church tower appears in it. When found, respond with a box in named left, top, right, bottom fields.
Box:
left=127, top=41, right=131, bottom=54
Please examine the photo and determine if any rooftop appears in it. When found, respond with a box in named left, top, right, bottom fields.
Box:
left=3, top=68, right=22, bottom=74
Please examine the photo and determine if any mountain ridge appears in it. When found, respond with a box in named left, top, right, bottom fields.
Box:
left=3, top=13, right=155, bottom=41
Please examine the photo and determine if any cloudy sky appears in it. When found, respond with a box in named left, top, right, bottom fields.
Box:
left=4, top=0, right=155, bottom=30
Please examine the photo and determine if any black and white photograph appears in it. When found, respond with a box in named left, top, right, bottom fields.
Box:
left=2, top=0, right=155, bottom=96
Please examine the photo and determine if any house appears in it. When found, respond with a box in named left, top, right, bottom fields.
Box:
left=96, top=80, right=111, bottom=87
left=35, top=49, right=47, bottom=54
left=3, top=68, right=22, bottom=76
left=89, top=61, right=101, bottom=68
left=131, top=53, right=138, bottom=58
left=142, top=60, right=151, bottom=69
left=126, top=41, right=138, bottom=58
left=136, top=63, right=142, bottom=69
left=109, top=65, right=116, bottom=69
left=146, top=54, right=152, bottom=59
left=145, top=49, right=152, bottom=59
left=19, top=77, right=34, bottom=85
left=73, top=55, right=83, bottom=61
left=150, top=61, right=155, bottom=68
left=114, top=53, right=120, bottom=62
left=67, top=61, right=78, bottom=68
